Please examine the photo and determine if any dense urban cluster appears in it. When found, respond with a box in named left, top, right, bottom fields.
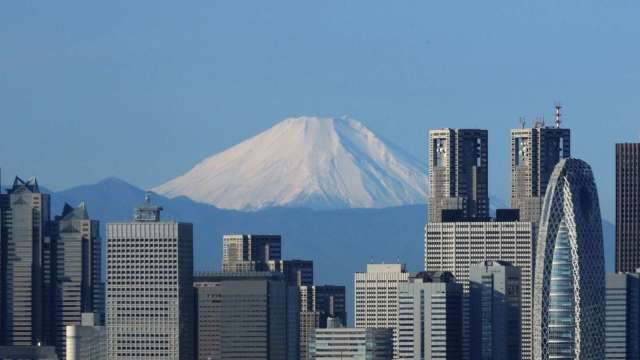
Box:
left=0, top=112, right=639, bottom=360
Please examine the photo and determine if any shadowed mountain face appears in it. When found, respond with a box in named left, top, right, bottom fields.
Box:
left=49, top=177, right=615, bottom=325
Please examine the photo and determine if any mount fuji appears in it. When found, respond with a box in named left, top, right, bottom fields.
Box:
left=153, top=117, right=428, bottom=210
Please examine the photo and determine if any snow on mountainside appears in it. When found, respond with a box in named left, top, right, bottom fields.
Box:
left=153, top=117, right=428, bottom=210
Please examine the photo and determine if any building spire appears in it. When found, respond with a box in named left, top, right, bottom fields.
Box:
left=555, top=103, right=562, bottom=128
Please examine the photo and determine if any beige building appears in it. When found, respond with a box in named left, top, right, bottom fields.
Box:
left=354, top=264, right=410, bottom=329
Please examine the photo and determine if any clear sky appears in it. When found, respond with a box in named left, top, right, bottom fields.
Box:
left=1, top=1, right=639, bottom=221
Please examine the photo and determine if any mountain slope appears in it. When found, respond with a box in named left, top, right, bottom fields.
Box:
left=153, top=117, right=428, bottom=210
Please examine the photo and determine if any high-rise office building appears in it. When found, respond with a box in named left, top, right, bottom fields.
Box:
left=0, top=176, right=50, bottom=346
left=396, top=271, right=463, bottom=360
left=616, top=143, right=640, bottom=273
left=65, top=313, right=106, bottom=360
left=425, top=219, right=535, bottom=360
left=605, top=271, right=640, bottom=360
left=222, top=234, right=281, bottom=272
left=354, top=264, right=410, bottom=329
left=510, top=114, right=570, bottom=224
left=51, top=203, right=101, bottom=358
left=268, top=259, right=313, bottom=286
left=533, top=158, right=605, bottom=360
left=469, top=260, right=521, bottom=360
left=428, top=129, right=488, bottom=223
left=299, top=285, right=346, bottom=360
left=106, top=195, right=194, bottom=360
left=193, top=272, right=299, bottom=360
left=308, top=327, right=393, bottom=360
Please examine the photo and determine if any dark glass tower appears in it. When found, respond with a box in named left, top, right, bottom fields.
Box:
left=0, top=177, right=50, bottom=346
left=428, top=129, right=489, bottom=223
left=616, top=143, right=640, bottom=273
left=510, top=121, right=570, bottom=224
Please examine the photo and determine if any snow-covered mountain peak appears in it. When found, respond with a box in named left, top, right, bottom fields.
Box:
left=153, top=116, right=428, bottom=210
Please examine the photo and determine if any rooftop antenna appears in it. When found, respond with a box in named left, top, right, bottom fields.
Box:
left=518, top=117, right=526, bottom=129
left=555, top=102, right=562, bottom=128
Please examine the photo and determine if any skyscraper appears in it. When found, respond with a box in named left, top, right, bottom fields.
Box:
left=222, top=234, right=281, bottom=272
left=533, top=158, right=605, bottom=360
left=428, top=129, right=488, bottom=223
left=52, top=203, right=101, bottom=358
left=267, top=259, right=313, bottom=286
left=354, top=264, right=410, bottom=329
left=107, top=195, right=194, bottom=359
left=396, top=271, right=463, bottom=360
left=510, top=114, right=570, bottom=224
left=0, top=176, right=50, bottom=346
left=299, top=285, right=346, bottom=360
left=425, top=219, right=535, bottom=359
left=193, top=272, right=299, bottom=360
left=605, top=271, right=640, bottom=359
left=469, top=260, right=521, bottom=360
left=616, top=143, right=640, bottom=273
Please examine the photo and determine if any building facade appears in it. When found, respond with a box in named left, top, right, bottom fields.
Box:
left=396, top=271, right=462, bottom=360
left=308, top=327, right=393, bottom=360
left=222, top=234, right=281, bottom=272
left=0, top=177, right=50, bottom=346
left=425, top=220, right=535, bottom=359
left=533, top=158, right=605, bottom=360
left=299, top=285, right=346, bottom=359
left=354, top=264, right=410, bottom=329
left=193, top=272, right=299, bottom=360
left=616, top=143, right=640, bottom=273
left=52, top=203, right=101, bottom=358
left=268, top=259, right=314, bottom=286
left=65, top=313, right=105, bottom=360
left=469, top=260, right=521, bottom=360
left=510, top=120, right=570, bottom=224
left=106, top=196, right=194, bottom=359
left=428, top=129, right=489, bottom=223
left=605, top=271, right=640, bottom=359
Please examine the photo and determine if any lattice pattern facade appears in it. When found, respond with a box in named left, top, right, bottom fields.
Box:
left=533, top=158, right=605, bottom=360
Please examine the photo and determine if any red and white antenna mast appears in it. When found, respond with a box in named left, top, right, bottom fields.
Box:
left=555, top=103, right=562, bottom=128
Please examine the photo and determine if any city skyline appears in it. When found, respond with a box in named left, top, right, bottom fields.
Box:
left=0, top=2, right=638, bottom=359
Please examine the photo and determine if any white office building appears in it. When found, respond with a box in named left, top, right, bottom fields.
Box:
left=425, top=220, right=535, bottom=360
left=354, top=264, right=410, bottom=329
left=106, top=195, right=194, bottom=359
left=396, top=272, right=462, bottom=360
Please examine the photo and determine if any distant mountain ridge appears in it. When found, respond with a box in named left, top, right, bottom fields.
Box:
left=51, top=177, right=616, bottom=285
left=153, top=117, right=428, bottom=210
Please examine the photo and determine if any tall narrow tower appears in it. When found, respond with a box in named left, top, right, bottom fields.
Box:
left=616, top=143, right=640, bottom=273
left=533, top=158, right=605, bottom=359
left=0, top=176, right=50, bottom=346
left=510, top=112, right=570, bottom=224
left=428, top=129, right=488, bottom=223
left=52, top=203, right=101, bottom=358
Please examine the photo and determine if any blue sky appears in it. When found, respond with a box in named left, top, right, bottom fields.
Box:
left=1, top=1, right=639, bottom=220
